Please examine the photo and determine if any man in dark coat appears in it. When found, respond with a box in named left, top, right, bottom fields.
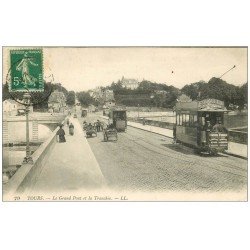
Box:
left=56, top=125, right=66, bottom=143
left=69, top=123, right=74, bottom=135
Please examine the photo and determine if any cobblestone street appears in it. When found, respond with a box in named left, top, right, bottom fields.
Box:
left=80, top=113, right=247, bottom=192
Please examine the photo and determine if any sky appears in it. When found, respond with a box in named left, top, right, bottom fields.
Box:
left=3, top=47, right=248, bottom=91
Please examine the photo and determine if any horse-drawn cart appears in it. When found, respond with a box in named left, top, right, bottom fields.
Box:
left=85, top=125, right=97, bottom=138
left=103, top=126, right=118, bottom=142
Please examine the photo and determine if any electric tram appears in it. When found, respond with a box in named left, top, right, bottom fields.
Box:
left=109, top=107, right=127, bottom=132
left=174, top=98, right=228, bottom=155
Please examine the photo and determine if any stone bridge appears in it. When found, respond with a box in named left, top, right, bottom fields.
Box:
left=3, top=113, right=66, bottom=144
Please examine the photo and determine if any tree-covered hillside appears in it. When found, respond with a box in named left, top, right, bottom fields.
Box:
left=181, top=77, right=247, bottom=110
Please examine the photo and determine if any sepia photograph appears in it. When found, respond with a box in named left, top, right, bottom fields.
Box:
left=2, top=46, right=248, bottom=201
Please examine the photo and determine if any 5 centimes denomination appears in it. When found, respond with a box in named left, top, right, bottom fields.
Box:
left=9, top=49, right=44, bottom=92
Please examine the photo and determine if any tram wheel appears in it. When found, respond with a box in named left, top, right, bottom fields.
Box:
left=194, top=148, right=202, bottom=155
left=209, top=149, right=218, bottom=156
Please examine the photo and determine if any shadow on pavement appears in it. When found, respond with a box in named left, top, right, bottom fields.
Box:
left=162, top=143, right=228, bottom=158
left=162, top=143, right=194, bottom=155
left=101, top=140, right=118, bottom=143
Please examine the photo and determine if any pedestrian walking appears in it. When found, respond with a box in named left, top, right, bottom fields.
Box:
left=96, top=120, right=101, bottom=132
left=69, top=123, right=74, bottom=136
left=56, top=125, right=66, bottom=143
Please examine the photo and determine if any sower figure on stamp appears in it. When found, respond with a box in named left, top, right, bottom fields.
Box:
left=16, top=52, right=39, bottom=87
left=56, top=125, right=66, bottom=143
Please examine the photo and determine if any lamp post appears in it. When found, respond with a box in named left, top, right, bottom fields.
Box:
left=22, top=92, right=33, bottom=164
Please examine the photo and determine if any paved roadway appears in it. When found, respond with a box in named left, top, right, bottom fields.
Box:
left=79, top=113, right=247, bottom=192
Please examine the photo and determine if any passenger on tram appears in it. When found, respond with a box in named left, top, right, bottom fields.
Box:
left=212, top=121, right=228, bottom=133
left=204, top=121, right=213, bottom=144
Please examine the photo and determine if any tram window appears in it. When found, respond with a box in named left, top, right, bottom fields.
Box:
left=185, top=114, right=190, bottom=126
left=194, top=115, right=197, bottom=122
left=176, top=114, right=179, bottom=125
left=189, top=115, right=192, bottom=125
left=190, top=115, right=194, bottom=126
left=180, top=114, right=183, bottom=125
left=182, top=114, right=186, bottom=125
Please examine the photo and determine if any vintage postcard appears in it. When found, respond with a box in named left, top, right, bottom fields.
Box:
left=2, top=47, right=248, bottom=201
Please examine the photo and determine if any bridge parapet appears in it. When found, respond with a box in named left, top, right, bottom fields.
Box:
left=3, top=119, right=65, bottom=198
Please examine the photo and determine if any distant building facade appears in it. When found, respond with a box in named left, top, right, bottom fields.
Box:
left=103, top=100, right=116, bottom=108
left=48, top=90, right=66, bottom=113
left=103, top=90, right=114, bottom=102
left=3, top=99, right=18, bottom=116
left=90, top=88, right=115, bottom=105
left=177, top=94, right=192, bottom=103
left=121, top=76, right=139, bottom=89
left=3, top=99, right=33, bottom=116
left=155, top=90, right=168, bottom=95
left=90, top=87, right=103, bottom=101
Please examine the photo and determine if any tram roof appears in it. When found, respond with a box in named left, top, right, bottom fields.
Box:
left=175, top=99, right=227, bottom=112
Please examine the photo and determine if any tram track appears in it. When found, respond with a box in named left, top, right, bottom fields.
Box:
left=123, top=128, right=247, bottom=178
left=82, top=114, right=247, bottom=191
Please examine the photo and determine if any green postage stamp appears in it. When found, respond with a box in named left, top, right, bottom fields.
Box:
left=9, top=49, right=44, bottom=92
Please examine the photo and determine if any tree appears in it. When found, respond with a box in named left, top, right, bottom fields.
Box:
left=76, top=91, right=96, bottom=107
left=109, top=80, right=124, bottom=92
left=181, top=81, right=206, bottom=100
left=2, top=82, right=69, bottom=110
left=181, top=78, right=246, bottom=109
left=66, top=91, right=75, bottom=106
left=235, top=83, right=247, bottom=111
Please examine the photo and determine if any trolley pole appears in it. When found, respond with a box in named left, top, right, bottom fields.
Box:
left=219, top=65, right=236, bottom=79
left=22, top=92, right=33, bottom=164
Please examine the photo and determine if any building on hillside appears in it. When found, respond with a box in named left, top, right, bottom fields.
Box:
left=103, top=90, right=114, bottom=102
left=103, top=100, right=116, bottom=108
left=121, top=76, right=139, bottom=89
left=88, top=104, right=97, bottom=113
left=48, top=90, right=66, bottom=113
left=3, top=99, right=33, bottom=116
left=155, top=90, right=168, bottom=95
left=90, top=87, right=103, bottom=101
left=177, top=94, right=192, bottom=103
left=3, top=99, right=18, bottom=116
